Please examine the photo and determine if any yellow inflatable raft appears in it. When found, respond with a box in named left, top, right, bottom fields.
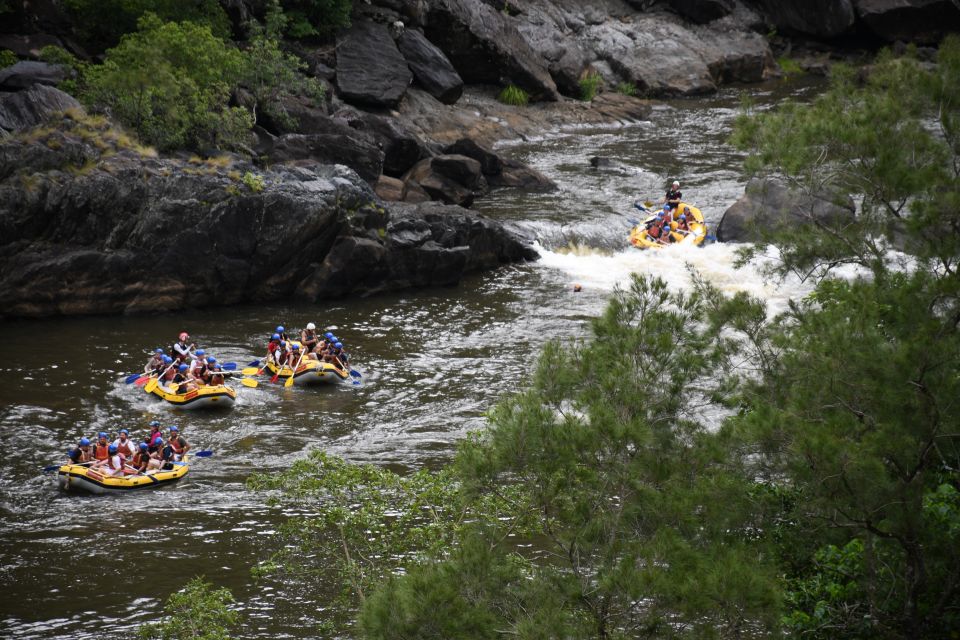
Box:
left=57, top=459, right=191, bottom=494
left=265, top=357, right=350, bottom=386
left=629, top=202, right=709, bottom=249
left=146, top=380, right=237, bottom=409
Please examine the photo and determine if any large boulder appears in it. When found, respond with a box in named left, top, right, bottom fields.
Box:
left=0, top=84, right=82, bottom=135
left=333, top=106, right=432, bottom=178
left=443, top=137, right=555, bottom=191
left=336, top=20, right=413, bottom=108
left=421, top=0, right=560, bottom=101
left=403, top=155, right=487, bottom=206
left=0, top=118, right=536, bottom=318
left=748, top=0, right=856, bottom=38
left=716, top=178, right=856, bottom=242
left=854, top=0, right=960, bottom=44
left=0, top=61, right=71, bottom=90
left=267, top=128, right=384, bottom=185
left=396, top=28, right=464, bottom=105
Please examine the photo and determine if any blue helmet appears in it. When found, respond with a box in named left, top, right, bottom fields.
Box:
left=66, top=448, right=73, bottom=456
left=149, top=420, right=160, bottom=428
left=276, top=325, right=285, bottom=333
left=679, top=215, right=686, bottom=220
left=108, top=444, right=118, bottom=454
left=162, top=355, right=173, bottom=364
left=334, top=342, right=343, bottom=349
left=325, top=332, right=334, bottom=340
left=178, top=364, right=188, bottom=371
left=292, top=344, right=300, bottom=350
left=98, top=431, right=108, bottom=439
left=155, top=348, right=164, bottom=354
left=170, top=425, right=179, bottom=432
left=139, top=442, right=148, bottom=451
left=208, top=357, right=216, bottom=363
left=196, top=349, right=205, bottom=356
left=119, top=429, right=128, bottom=436
left=280, top=341, right=286, bottom=347
left=79, top=437, right=91, bottom=446
left=272, top=333, right=280, bottom=341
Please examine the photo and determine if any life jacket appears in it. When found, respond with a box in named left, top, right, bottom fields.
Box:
left=106, top=454, right=123, bottom=472
left=169, top=437, right=185, bottom=455
left=93, top=442, right=110, bottom=461
left=191, top=359, right=207, bottom=379
left=648, top=223, right=662, bottom=239
left=172, top=341, right=191, bottom=361
left=302, top=331, right=317, bottom=346
left=209, top=371, right=224, bottom=385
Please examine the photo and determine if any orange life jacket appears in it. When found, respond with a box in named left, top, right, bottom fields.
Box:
left=93, top=443, right=110, bottom=461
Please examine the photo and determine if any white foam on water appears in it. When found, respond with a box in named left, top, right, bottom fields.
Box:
left=535, top=240, right=819, bottom=317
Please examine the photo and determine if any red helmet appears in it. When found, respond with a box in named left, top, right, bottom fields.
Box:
left=179, top=332, right=189, bottom=341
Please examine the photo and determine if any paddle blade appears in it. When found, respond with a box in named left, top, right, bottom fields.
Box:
left=43, top=464, right=62, bottom=473
left=134, top=376, right=150, bottom=386
left=284, top=374, right=295, bottom=388
left=194, top=450, right=213, bottom=457
left=247, top=359, right=261, bottom=367
left=270, top=371, right=280, bottom=384
left=349, top=369, right=361, bottom=379
left=124, top=373, right=143, bottom=384
left=222, top=362, right=237, bottom=370
left=241, top=367, right=259, bottom=376
left=144, top=378, right=159, bottom=393
left=240, top=378, right=258, bottom=388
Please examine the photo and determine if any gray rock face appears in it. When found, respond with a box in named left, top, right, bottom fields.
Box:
left=403, top=155, right=487, bottom=206
left=333, top=106, right=432, bottom=178
left=265, top=115, right=385, bottom=184
left=0, top=84, right=82, bottom=135
left=0, top=61, right=71, bottom=90
left=854, top=0, right=960, bottom=44
left=666, top=0, right=734, bottom=23
left=336, top=20, right=413, bottom=108
left=422, top=0, right=560, bottom=101
left=396, top=28, right=464, bottom=104
left=716, top=178, right=856, bottom=242
left=749, top=0, right=856, bottom=38
left=0, top=120, right=536, bottom=318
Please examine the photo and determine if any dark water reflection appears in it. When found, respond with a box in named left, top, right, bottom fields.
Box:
left=0, top=78, right=824, bottom=639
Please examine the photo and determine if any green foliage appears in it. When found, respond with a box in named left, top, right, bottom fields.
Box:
left=242, top=10, right=325, bottom=131
left=64, top=0, right=230, bottom=52
left=776, top=56, right=805, bottom=78
left=497, top=84, right=529, bottom=106
left=615, top=81, right=638, bottom=97
left=0, top=49, right=16, bottom=69
left=278, top=0, right=352, bottom=38
left=138, top=577, right=239, bottom=640
left=82, top=14, right=252, bottom=151
left=241, top=171, right=265, bottom=193
left=731, top=37, right=960, bottom=280
left=579, top=71, right=602, bottom=101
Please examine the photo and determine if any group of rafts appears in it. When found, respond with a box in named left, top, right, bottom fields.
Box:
left=57, top=325, right=357, bottom=494
left=628, top=202, right=709, bottom=249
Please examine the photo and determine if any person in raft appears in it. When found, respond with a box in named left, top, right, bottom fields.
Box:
left=172, top=332, right=195, bottom=363
left=301, top=323, right=320, bottom=354
left=663, top=180, right=682, bottom=211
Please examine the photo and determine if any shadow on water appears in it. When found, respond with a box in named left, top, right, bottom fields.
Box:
left=0, top=78, right=826, bottom=639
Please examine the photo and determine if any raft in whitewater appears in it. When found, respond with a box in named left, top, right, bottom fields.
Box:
left=145, top=380, right=237, bottom=410
left=629, top=202, right=709, bottom=249
left=264, top=357, right=350, bottom=386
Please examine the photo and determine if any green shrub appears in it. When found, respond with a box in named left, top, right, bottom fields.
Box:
left=776, top=56, right=805, bottom=78
left=279, top=0, right=353, bottom=38
left=497, top=84, right=529, bottom=106
left=138, top=577, right=239, bottom=640
left=242, top=171, right=265, bottom=193
left=82, top=13, right=251, bottom=151
left=616, top=81, right=638, bottom=97
left=64, top=0, right=230, bottom=52
left=579, top=72, right=602, bottom=101
left=0, top=49, right=16, bottom=69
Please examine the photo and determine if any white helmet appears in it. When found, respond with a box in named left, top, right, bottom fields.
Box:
left=306, top=322, right=316, bottom=330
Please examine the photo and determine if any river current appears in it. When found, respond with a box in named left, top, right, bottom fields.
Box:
left=0, top=79, right=824, bottom=638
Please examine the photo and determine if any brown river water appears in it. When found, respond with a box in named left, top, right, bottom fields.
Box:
left=0, top=79, right=825, bottom=639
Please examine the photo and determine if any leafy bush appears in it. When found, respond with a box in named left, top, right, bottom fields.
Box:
left=82, top=14, right=251, bottom=151
left=279, top=0, right=352, bottom=38
left=138, top=577, right=239, bottom=640
left=497, top=84, right=529, bottom=106
left=776, top=56, right=805, bottom=78
left=579, top=71, right=602, bottom=101
left=0, top=49, right=16, bottom=69
left=64, top=0, right=230, bottom=52
left=616, top=81, right=638, bottom=97
left=242, top=171, right=265, bottom=193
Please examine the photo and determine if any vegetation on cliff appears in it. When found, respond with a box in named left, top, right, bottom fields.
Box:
left=248, top=39, right=960, bottom=639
